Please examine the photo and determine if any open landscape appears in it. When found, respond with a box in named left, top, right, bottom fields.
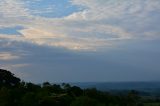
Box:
left=0, top=0, right=160, bottom=105
left=1, top=69, right=160, bottom=106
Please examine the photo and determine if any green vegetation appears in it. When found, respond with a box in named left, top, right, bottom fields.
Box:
left=143, top=103, right=160, bottom=106
left=0, top=69, right=160, bottom=106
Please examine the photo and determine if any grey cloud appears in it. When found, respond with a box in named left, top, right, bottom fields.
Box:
left=0, top=0, right=160, bottom=82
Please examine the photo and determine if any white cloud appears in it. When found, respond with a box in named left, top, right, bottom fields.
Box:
left=68, top=0, right=160, bottom=40
left=69, top=0, right=160, bottom=20
left=0, top=0, right=29, bottom=17
left=18, top=28, right=113, bottom=50
left=0, top=0, right=160, bottom=51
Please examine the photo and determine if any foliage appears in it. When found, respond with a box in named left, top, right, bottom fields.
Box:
left=0, top=69, right=159, bottom=106
left=0, top=69, right=20, bottom=87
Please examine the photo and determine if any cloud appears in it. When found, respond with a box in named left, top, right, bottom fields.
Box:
left=0, top=0, right=29, bottom=18
left=18, top=27, right=117, bottom=50
left=0, top=0, right=160, bottom=51
left=67, top=0, right=160, bottom=39
left=0, top=63, right=29, bottom=69
left=0, top=0, right=160, bottom=82
left=69, top=0, right=160, bottom=20
left=0, top=52, right=20, bottom=60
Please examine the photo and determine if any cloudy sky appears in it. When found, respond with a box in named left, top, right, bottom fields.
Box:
left=0, top=0, right=160, bottom=83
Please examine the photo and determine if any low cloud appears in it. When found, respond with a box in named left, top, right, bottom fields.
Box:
left=0, top=52, right=20, bottom=60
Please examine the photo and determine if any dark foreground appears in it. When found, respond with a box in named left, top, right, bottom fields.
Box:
left=0, top=69, right=160, bottom=106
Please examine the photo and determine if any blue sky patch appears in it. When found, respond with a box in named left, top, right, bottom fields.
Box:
left=24, top=0, right=82, bottom=18
left=0, top=26, right=24, bottom=35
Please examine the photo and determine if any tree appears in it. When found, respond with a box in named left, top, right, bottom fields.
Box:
left=68, top=86, right=83, bottom=97
left=70, top=96, right=105, bottom=106
left=21, top=92, right=38, bottom=106
left=0, top=87, right=12, bottom=106
left=0, top=69, right=146, bottom=106
left=126, top=90, right=140, bottom=106
left=0, top=69, right=20, bottom=87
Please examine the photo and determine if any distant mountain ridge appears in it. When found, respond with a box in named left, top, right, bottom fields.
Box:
left=71, top=82, right=160, bottom=92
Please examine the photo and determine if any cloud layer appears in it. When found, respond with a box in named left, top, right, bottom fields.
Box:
left=0, top=0, right=160, bottom=82
left=0, top=0, right=160, bottom=51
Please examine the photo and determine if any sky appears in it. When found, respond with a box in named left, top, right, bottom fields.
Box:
left=0, top=0, right=160, bottom=83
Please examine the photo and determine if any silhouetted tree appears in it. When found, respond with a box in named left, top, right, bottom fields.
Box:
left=0, top=69, right=20, bottom=87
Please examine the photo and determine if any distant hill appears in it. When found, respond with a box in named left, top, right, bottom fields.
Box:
left=71, top=82, right=160, bottom=95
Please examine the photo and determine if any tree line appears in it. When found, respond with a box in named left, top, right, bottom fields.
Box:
left=0, top=69, right=157, bottom=106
